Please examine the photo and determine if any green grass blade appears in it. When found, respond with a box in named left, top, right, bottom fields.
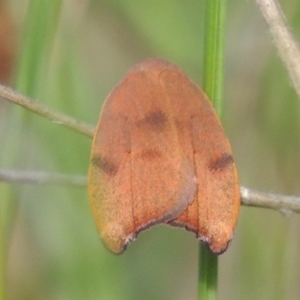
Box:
left=199, top=1, right=227, bottom=299
left=202, top=0, right=226, bottom=115
left=0, top=1, right=62, bottom=298
left=15, top=0, right=62, bottom=96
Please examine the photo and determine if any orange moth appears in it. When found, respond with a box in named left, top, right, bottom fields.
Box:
left=88, top=58, right=240, bottom=254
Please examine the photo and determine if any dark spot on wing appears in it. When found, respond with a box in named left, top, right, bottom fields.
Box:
left=209, top=153, right=233, bottom=171
left=138, top=149, right=161, bottom=160
left=91, top=156, right=118, bottom=176
left=137, top=110, right=167, bottom=132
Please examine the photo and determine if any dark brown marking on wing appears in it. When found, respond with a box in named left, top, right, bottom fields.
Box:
left=209, top=153, right=233, bottom=172
left=91, top=155, right=118, bottom=176
left=137, top=110, right=167, bottom=132
left=138, top=149, right=162, bottom=160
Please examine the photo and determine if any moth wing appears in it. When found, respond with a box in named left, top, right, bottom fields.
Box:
left=89, top=62, right=197, bottom=254
left=89, top=94, right=133, bottom=253
left=156, top=60, right=240, bottom=253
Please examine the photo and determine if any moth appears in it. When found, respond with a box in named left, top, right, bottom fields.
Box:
left=88, top=58, right=240, bottom=254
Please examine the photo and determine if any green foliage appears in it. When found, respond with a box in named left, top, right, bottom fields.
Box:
left=1, top=0, right=300, bottom=299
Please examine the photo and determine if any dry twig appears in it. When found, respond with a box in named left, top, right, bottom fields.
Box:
left=256, top=0, right=300, bottom=99
left=1, top=169, right=299, bottom=213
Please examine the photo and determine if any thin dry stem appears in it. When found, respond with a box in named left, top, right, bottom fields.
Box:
left=1, top=169, right=299, bottom=213
left=0, top=84, right=94, bottom=138
left=256, top=0, right=300, bottom=99
left=0, top=169, right=87, bottom=187
left=241, top=186, right=300, bottom=214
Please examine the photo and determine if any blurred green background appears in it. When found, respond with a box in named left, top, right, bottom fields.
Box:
left=1, top=0, right=300, bottom=299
